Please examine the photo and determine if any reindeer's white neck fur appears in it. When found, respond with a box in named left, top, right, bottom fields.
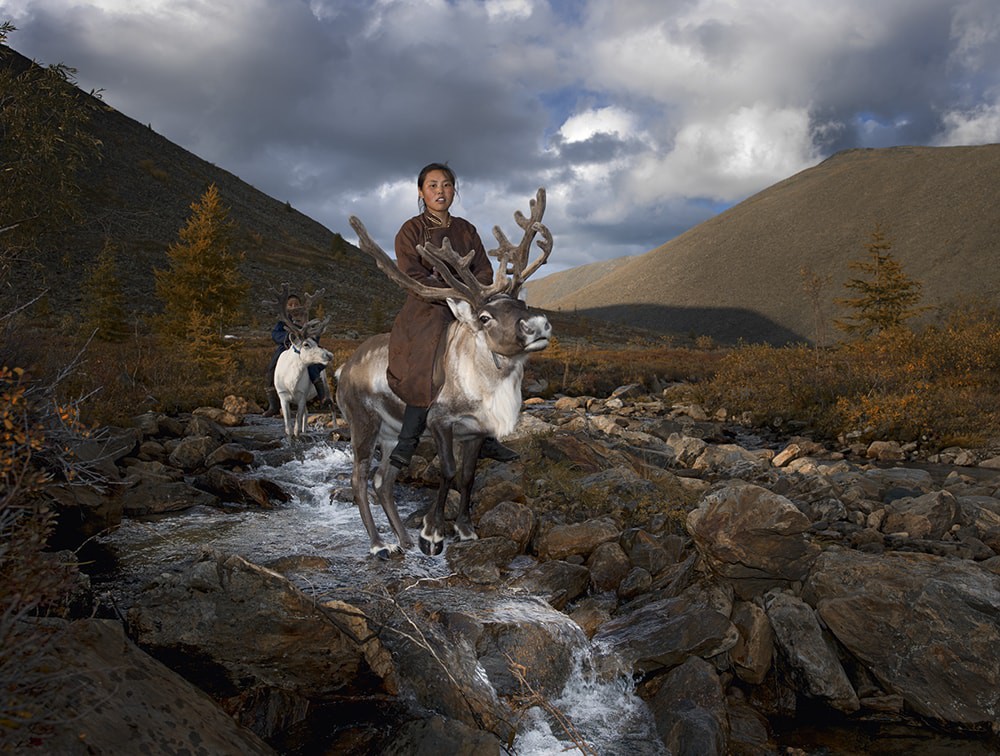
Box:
left=441, top=322, right=525, bottom=438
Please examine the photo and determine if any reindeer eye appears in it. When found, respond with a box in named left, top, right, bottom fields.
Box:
left=478, top=313, right=492, bottom=324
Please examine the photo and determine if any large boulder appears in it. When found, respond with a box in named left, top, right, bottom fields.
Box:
left=126, top=552, right=397, bottom=739
left=687, top=482, right=821, bottom=599
left=764, top=589, right=859, bottom=713
left=803, top=549, right=1000, bottom=727
left=645, top=656, right=729, bottom=755
left=17, top=618, right=274, bottom=755
left=592, top=596, right=738, bottom=675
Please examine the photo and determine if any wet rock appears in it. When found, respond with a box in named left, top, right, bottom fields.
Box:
left=507, top=559, right=590, bottom=610
left=122, top=458, right=184, bottom=483
left=592, top=596, right=738, bottom=675
left=476, top=500, right=535, bottom=549
left=121, top=478, right=219, bottom=515
left=587, top=541, right=631, bottom=593
left=764, top=590, right=859, bottom=713
left=446, top=537, right=521, bottom=584
left=687, top=481, right=821, bottom=599
left=205, top=442, right=255, bottom=468
left=645, top=656, right=729, bottom=756
left=381, top=591, right=516, bottom=743
left=127, top=552, right=397, bottom=739
left=168, top=434, right=219, bottom=471
left=24, top=617, right=275, bottom=755
left=533, top=516, right=619, bottom=561
left=382, top=715, right=501, bottom=756
left=803, top=549, right=1000, bottom=726
left=464, top=596, right=587, bottom=698
left=193, top=467, right=288, bottom=508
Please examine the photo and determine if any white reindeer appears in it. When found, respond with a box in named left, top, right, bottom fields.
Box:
left=273, top=289, right=334, bottom=439
left=337, top=189, right=553, bottom=558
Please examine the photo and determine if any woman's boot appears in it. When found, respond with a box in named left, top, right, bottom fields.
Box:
left=263, top=389, right=280, bottom=417
left=389, top=405, right=429, bottom=469
left=312, top=376, right=333, bottom=408
left=479, top=436, right=520, bottom=462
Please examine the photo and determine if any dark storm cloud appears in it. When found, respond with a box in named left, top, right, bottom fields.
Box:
left=2, top=0, right=997, bottom=274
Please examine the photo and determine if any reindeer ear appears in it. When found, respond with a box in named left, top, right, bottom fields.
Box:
left=446, top=298, right=475, bottom=324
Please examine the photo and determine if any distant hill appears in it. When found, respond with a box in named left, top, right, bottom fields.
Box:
left=2, top=44, right=401, bottom=334
left=527, top=144, right=1000, bottom=345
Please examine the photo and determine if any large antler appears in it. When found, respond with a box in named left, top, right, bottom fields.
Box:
left=348, top=217, right=510, bottom=305
left=349, top=187, right=552, bottom=305
left=269, top=283, right=329, bottom=339
left=488, top=187, right=552, bottom=295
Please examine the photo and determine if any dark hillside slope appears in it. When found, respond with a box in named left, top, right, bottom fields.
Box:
left=530, top=145, right=1000, bottom=344
left=2, top=44, right=401, bottom=332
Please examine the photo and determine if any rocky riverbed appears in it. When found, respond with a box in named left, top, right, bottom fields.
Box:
left=22, top=387, right=1000, bottom=754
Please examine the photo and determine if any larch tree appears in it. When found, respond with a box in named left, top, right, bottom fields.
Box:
left=154, top=183, right=249, bottom=343
left=835, top=225, right=925, bottom=338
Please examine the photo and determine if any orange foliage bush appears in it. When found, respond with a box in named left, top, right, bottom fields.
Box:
left=702, top=305, right=1000, bottom=447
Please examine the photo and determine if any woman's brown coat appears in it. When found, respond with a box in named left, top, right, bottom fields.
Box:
left=386, top=213, right=493, bottom=407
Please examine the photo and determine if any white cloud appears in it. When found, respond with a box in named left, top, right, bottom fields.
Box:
left=558, top=106, right=638, bottom=144
left=937, top=103, right=1000, bottom=146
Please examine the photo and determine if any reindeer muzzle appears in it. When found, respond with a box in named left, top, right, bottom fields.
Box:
left=520, top=314, right=551, bottom=352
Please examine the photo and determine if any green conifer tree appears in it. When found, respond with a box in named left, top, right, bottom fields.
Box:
left=835, top=225, right=925, bottom=338
left=82, top=238, right=129, bottom=342
left=154, top=183, right=249, bottom=341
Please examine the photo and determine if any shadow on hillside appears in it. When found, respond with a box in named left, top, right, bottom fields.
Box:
left=560, top=304, right=808, bottom=346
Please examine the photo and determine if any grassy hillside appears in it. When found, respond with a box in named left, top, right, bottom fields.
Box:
left=530, top=144, right=1000, bottom=345
left=1, top=44, right=402, bottom=337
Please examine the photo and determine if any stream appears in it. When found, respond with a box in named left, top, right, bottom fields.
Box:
left=92, top=437, right=666, bottom=755
left=89, top=426, right=1000, bottom=755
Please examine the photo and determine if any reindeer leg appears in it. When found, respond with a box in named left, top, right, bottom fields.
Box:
left=278, top=395, right=293, bottom=438
left=420, top=424, right=455, bottom=556
left=374, top=460, right=413, bottom=553
left=353, top=442, right=403, bottom=560
left=453, top=438, right=482, bottom=542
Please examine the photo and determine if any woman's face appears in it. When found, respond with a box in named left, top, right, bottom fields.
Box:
left=419, top=169, right=456, bottom=217
left=285, top=296, right=306, bottom=324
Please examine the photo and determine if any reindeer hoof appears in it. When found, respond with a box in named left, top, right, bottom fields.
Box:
left=455, top=523, right=478, bottom=541
left=419, top=535, right=444, bottom=557
left=370, top=543, right=404, bottom=560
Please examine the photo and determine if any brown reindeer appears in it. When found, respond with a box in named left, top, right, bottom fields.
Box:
left=337, top=188, right=553, bottom=558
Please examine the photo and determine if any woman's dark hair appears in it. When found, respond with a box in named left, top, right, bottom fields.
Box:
left=417, top=162, right=458, bottom=213
left=417, top=162, right=456, bottom=189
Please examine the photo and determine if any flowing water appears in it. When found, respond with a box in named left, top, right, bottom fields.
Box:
left=94, top=437, right=663, bottom=755
left=93, top=433, right=999, bottom=755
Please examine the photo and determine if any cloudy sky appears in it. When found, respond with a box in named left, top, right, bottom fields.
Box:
left=3, top=0, right=999, bottom=276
